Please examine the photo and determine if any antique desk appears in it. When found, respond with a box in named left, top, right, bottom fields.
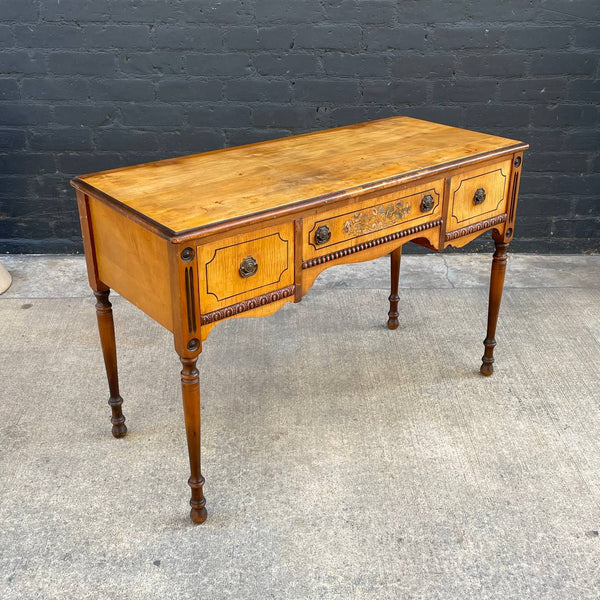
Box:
left=72, top=117, right=528, bottom=524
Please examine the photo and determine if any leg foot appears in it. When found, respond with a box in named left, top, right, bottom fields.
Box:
left=480, top=239, right=509, bottom=376
left=95, top=290, right=127, bottom=437
left=180, top=356, right=207, bottom=524
left=109, top=395, right=127, bottom=437
left=387, top=247, right=402, bottom=330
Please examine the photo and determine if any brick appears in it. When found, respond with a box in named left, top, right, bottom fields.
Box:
left=364, top=26, right=426, bottom=51
left=0, top=129, right=26, bottom=150
left=41, top=0, right=110, bottom=22
left=569, top=79, right=600, bottom=102
left=157, top=78, right=222, bottom=102
left=430, top=26, right=502, bottom=50
left=253, top=53, right=321, bottom=76
left=391, top=55, right=455, bottom=78
left=48, top=52, right=116, bottom=75
left=552, top=218, right=600, bottom=239
left=95, top=129, right=159, bottom=151
left=224, top=79, right=291, bottom=102
left=0, top=78, right=19, bottom=100
left=531, top=105, right=598, bottom=128
left=88, top=79, right=154, bottom=101
left=401, top=106, right=465, bottom=128
left=465, top=104, right=532, bottom=129
left=255, top=0, right=325, bottom=23
left=0, top=25, right=13, bottom=46
left=325, top=1, right=396, bottom=24
left=501, top=26, right=571, bottom=50
left=0, top=104, right=52, bottom=125
left=0, top=51, right=45, bottom=74
left=515, top=196, right=570, bottom=219
left=188, top=105, right=251, bottom=128
left=525, top=152, right=590, bottom=173
left=323, top=53, right=388, bottom=77
left=573, top=198, right=600, bottom=216
left=29, top=128, right=93, bottom=151
left=535, top=0, right=600, bottom=21
left=554, top=174, right=600, bottom=196
left=0, top=153, right=56, bottom=175
left=0, top=0, right=38, bottom=21
left=361, top=79, right=429, bottom=104
left=119, top=52, right=182, bottom=75
left=22, top=78, right=89, bottom=100
left=433, top=79, right=498, bottom=103
left=84, top=24, right=153, bottom=49
left=258, top=27, right=296, bottom=50
left=574, top=26, right=600, bottom=49
left=224, top=27, right=260, bottom=51
left=458, top=54, right=526, bottom=78
left=0, top=176, right=28, bottom=197
left=226, top=128, right=292, bottom=147
left=121, top=104, right=185, bottom=126
left=186, top=53, right=251, bottom=77
left=56, top=152, right=125, bottom=174
left=295, top=25, right=362, bottom=51
left=564, top=130, right=600, bottom=152
left=109, top=1, right=176, bottom=23
left=160, top=130, right=226, bottom=153
left=532, top=53, right=597, bottom=77
left=499, top=79, right=566, bottom=102
left=153, top=25, right=221, bottom=50
left=12, top=24, right=86, bottom=48
left=294, top=79, right=360, bottom=103
left=188, top=1, right=254, bottom=24
left=53, top=104, right=118, bottom=127
left=252, top=105, right=316, bottom=128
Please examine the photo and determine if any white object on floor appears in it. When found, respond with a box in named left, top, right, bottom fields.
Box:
left=0, top=261, right=12, bottom=294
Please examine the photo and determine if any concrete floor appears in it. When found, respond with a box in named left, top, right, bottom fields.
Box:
left=1, top=253, right=599, bottom=600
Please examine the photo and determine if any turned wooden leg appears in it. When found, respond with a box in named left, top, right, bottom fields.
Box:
left=387, top=247, right=402, bottom=330
left=480, top=239, right=509, bottom=376
left=94, top=290, right=127, bottom=437
left=180, top=356, right=207, bottom=524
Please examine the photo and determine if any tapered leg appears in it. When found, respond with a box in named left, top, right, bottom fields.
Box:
left=480, top=240, right=509, bottom=376
left=387, top=247, right=402, bottom=330
left=180, top=356, right=207, bottom=524
left=94, top=290, right=127, bottom=437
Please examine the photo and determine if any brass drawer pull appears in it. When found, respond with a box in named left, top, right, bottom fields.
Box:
left=239, top=256, right=258, bottom=278
left=420, top=194, right=434, bottom=212
left=315, top=225, right=331, bottom=245
left=473, top=187, right=486, bottom=205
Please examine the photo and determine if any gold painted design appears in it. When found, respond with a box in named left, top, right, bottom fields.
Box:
left=342, top=201, right=411, bottom=236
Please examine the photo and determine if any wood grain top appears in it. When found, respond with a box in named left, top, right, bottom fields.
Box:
left=72, top=116, right=527, bottom=236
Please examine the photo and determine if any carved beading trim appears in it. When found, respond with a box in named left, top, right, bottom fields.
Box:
left=302, top=219, right=442, bottom=269
left=445, top=214, right=507, bottom=242
left=200, top=285, right=296, bottom=325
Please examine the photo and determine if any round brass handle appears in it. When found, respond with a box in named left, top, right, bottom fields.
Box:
left=473, top=188, right=486, bottom=205
left=239, top=256, right=258, bottom=278
left=314, top=225, right=331, bottom=245
left=420, top=194, right=434, bottom=212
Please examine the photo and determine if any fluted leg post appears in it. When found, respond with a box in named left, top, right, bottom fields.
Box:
left=94, top=290, right=127, bottom=437
left=387, top=247, right=402, bottom=330
left=180, top=355, right=207, bottom=524
left=480, top=239, right=509, bottom=376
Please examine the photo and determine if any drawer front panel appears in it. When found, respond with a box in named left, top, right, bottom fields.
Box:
left=197, top=222, right=294, bottom=313
left=447, top=159, right=511, bottom=231
left=303, top=180, right=444, bottom=259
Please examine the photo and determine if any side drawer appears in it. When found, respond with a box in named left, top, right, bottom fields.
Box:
left=303, top=179, right=444, bottom=260
left=447, top=159, right=511, bottom=231
left=196, top=222, right=294, bottom=314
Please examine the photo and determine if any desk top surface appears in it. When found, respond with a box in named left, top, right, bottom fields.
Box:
left=73, top=116, right=526, bottom=236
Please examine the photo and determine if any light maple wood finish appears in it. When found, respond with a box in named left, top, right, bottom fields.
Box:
left=196, top=222, right=294, bottom=313
left=447, top=158, right=511, bottom=231
left=88, top=195, right=173, bottom=331
left=74, top=117, right=524, bottom=236
left=72, top=116, right=527, bottom=524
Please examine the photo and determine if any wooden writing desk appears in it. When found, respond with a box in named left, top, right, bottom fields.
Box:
left=72, top=117, right=528, bottom=523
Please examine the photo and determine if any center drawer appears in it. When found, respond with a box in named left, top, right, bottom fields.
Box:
left=196, top=222, right=294, bottom=313
left=303, top=179, right=444, bottom=260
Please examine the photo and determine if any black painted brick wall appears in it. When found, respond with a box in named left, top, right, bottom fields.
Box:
left=1, top=0, right=598, bottom=253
